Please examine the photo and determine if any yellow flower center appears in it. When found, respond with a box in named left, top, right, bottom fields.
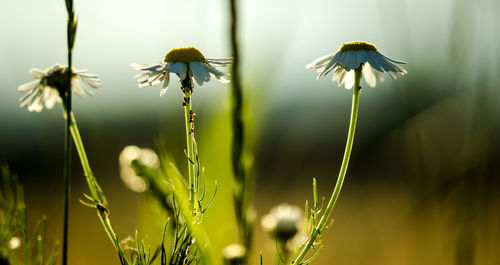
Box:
left=163, top=46, right=206, bottom=63
left=339, top=41, right=377, bottom=52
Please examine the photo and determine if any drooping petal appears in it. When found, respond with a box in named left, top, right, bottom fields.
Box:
left=317, top=57, right=338, bottom=77
left=362, top=63, right=377, bottom=88
left=348, top=51, right=363, bottom=70
left=43, top=88, right=61, bottom=109
left=80, top=76, right=101, bottom=88
left=340, top=51, right=357, bottom=70
left=379, top=52, right=407, bottom=65
left=18, top=80, right=40, bottom=92
left=206, top=58, right=233, bottom=66
left=344, top=70, right=355, bottom=89
left=147, top=72, right=162, bottom=84
left=71, top=78, right=85, bottom=97
left=356, top=50, right=370, bottom=65
left=306, top=53, right=335, bottom=69
left=332, top=67, right=347, bottom=86
left=29, top=68, right=45, bottom=78
left=204, top=63, right=230, bottom=83
left=169, top=62, right=187, bottom=80
left=160, top=70, right=170, bottom=97
left=373, top=67, right=384, bottom=82
left=27, top=94, right=43, bottom=112
left=366, top=51, right=384, bottom=73
left=370, top=51, right=392, bottom=72
left=130, top=63, right=164, bottom=72
left=190, top=61, right=210, bottom=86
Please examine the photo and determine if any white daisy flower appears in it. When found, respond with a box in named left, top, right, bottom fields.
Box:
left=18, top=64, right=100, bottom=112
left=131, top=46, right=232, bottom=96
left=306, top=41, right=407, bottom=89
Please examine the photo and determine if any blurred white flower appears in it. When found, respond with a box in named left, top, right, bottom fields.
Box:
left=131, top=46, right=232, bottom=96
left=8, top=237, right=21, bottom=250
left=222, top=244, right=246, bottom=265
left=119, top=145, right=160, bottom=193
left=307, top=41, right=407, bottom=89
left=18, top=64, right=100, bottom=112
left=261, top=203, right=302, bottom=242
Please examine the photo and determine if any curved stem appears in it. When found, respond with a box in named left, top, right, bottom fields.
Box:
left=292, top=68, right=362, bottom=265
left=67, top=112, right=103, bottom=203
left=65, top=110, right=123, bottom=258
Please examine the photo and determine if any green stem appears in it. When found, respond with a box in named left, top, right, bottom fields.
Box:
left=182, top=75, right=198, bottom=214
left=292, top=68, right=362, bottom=265
left=229, top=0, right=253, bottom=257
left=67, top=112, right=102, bottom=203
left=65, top=110, right=123, bottom=257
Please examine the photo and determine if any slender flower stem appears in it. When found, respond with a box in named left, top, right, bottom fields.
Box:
left=67, top=112, right=103, bottom=203
left=229, top=0, right=253, bottom=258
left=62, top=82, right=71, bottom=265
left=62, top=0, right=75, bottom=264
left=62, top=106, right=123, bottom=258
left=292, top=68, right=362, bottom=265
left=181, top=74, right=198, bottom=214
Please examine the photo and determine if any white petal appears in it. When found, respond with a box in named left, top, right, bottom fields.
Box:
left=46, top=64, right=63, bottom=74
left=169, top=62, right=187, bottom=80
left=191, top=62, right=211, bottom=86
left=83, top=77, right=101, bottom=88
left=371, top=51, right=392, bottom=72
left=130, top=63, right=161, bottom=71
left=317, top=54, right=339, bottom=77
left=333, top=67, right=347, bottom=86
left=379, top=53, right=407, bottom=64
left=147, top=72, right=162, bottom=83
left=77, top=72, right=99, bottom=78
left=366, top=51, right=384, bottom=72
left=362, top=63, right=376, bottom=88
left=306, top=53, right=335, bottom=69
left=150, top=79, right=162, bottom=86
left=356, top=50, right=370, bottom=64
left=373, top=67, right=384, bottom=82
left=29, top=68, right=45, bottom=79
left=44, top=89, right=61, bottom=109
left=28, top=96, right=43, bottom=112
left=344, top=70, right=355, bottom=89
left=190, top=61, right=204, bottom=86
left=348, top=51, right=363, bottom=70
left=18, top=80, right=40, bottom=92
left=204, top=63, right=230, bottom=83
left=72, top=69, right=88, bottom=74
left=71, top=78, right=85, bottom=97
left=206, top=58, right=233, bottom=66
left=340, top=51, right=356, bottom=70
left=133, top=72, right=149, bottom=79
left=160, top=71, right=170, bottom=97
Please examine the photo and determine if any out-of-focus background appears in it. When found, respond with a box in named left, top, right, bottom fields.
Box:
left=1, top=0, right=499, bottom=264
